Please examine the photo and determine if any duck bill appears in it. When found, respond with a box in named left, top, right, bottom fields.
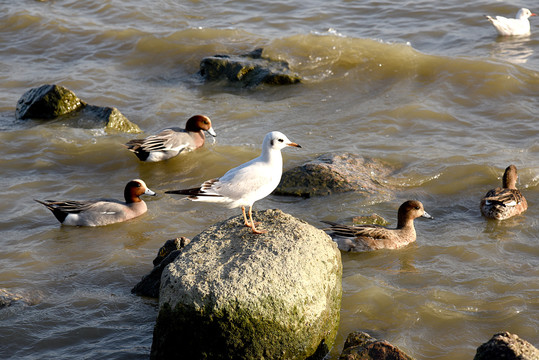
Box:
left=207, top=127, right=217, bottom=137
left=287, top=142, right=302, bottom=148
left=421, top=211, right=434, bottom=220
left=145, top=188, right=157, bottom=196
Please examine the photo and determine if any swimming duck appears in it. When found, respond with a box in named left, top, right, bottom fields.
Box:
left=480, top=164, right=528, bottom=220
left=322, top=200, right=433, bottom=252
left=35, top=179, right=156, bottom=226
left=125, top=115, right=216, bottom=162
left=166, top=131, right=301, bottom=234
left=485, top=8, right=536, bottom=36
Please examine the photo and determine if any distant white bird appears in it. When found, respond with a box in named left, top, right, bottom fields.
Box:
left=166, top=131, right=301, bottom=234
left=485, top=8, right=537, bottom=36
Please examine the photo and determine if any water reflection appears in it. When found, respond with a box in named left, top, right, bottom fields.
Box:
left=489, top=36, right=534, bottom=64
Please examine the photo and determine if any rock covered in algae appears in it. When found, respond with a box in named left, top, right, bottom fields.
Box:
left=274, top=152, right=397, bottom=198
left=15, top=84, right=141, bottom=133
left=339, top=331, right=415, bottom=360
left=151, top=209, right=342, bottom=360
left=199, top=48, right=301, bottom=87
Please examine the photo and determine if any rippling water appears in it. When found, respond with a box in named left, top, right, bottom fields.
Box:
left=1, top=1, right=538, bottom=359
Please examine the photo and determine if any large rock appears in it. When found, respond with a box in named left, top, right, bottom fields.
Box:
left=200, top=48, right=301, bottom=87
left=15, top=84, right=141, bottom=133
left=474, top=332, right=539, bottom=360
left=339, top=331, right=415, bottom=360
left=151, top=209, right=342, bottom=360
left=274, top=153, right=397, bottom=198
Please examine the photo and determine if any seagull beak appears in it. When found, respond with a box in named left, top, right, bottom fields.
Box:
left=207, top=127, right=217, bottom=137
left=287, top=142, right=302, bottom=148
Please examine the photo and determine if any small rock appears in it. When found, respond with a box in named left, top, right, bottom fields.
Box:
left=274, top=153, right=397, bottom=198
left=16, top=84, right=83, bottom=120
left=339, top=331, right=415, bottom=360
left=131, top=237, right=190, bottom=298
left=153, top=237, right=190, bottom=266
left=0, top=288, right=38, bottom=308
left=151, top=209, right=342, bottom=360
left=15, top=84, right=141, bottom=133
left=199, top=48, right=301, bottom=87
left=474, top=332, right=539, bottom=360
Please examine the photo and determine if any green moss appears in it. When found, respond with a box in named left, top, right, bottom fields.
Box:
left=151, top=290, right=341, bottom=360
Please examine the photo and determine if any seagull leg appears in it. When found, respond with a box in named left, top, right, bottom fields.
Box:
left=248, top=206, right=266, bottom=234
left=242, top=206, right=252, bottom=227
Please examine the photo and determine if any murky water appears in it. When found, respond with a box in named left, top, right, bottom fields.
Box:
left=1, top=1, right=538, bottom=359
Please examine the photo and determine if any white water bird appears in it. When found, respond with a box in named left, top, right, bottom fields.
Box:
left=166, top=131, right=301, bottom=234
left=485, top=8, right=536, bottom=36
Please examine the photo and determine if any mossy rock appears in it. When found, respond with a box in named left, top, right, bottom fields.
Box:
left=16, top=84, right=83, bottom=119
left=15, top=84, right=141, bottom=133
left=151, top=209, right=342, bottom=360
left=200, top=48, right=301, bottom=87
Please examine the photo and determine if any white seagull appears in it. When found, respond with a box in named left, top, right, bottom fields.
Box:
left=166, top=131, right=301, bottom=234
left=485, top=8, right=537, bottom=36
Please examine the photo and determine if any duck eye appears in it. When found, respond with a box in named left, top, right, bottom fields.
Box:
left=415, top=206, right=420, bottom=210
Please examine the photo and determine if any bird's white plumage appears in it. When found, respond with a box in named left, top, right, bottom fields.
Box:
left=166, top=131, right=301, bottom=233
left=188, top=131, right=291, bottom=207
left=485, top=8, right=536, bottom=36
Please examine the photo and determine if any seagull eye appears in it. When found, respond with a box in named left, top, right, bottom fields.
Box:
left=278, top=138, right=284, bottom=143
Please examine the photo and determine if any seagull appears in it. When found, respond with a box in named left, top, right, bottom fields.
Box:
left=125, top=115, right=216, bottom=162
left=480, top=165, right=528, bottom=220
left=166, top=131, right=301, bottom=234
left=485, top=8, right=537, bottom=36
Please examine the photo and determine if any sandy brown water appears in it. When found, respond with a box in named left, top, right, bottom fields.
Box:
left=1, top=1, right=538, bottom=359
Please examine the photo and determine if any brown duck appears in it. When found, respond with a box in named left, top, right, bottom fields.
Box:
left=322, top=200, right=433, bottom=252
left=480, top=164, right=528, bottom=220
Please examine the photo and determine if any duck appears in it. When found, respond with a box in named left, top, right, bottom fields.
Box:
left=125, top=115, right=217, bottom=162
left=485, top=8, right=536, bottom=36
left=166, top=131, right=301, bottom=234
left=480, top=164, right=528, bottom=220
left=35, top=179, right=156, bottom=226
left=322, top=200, right=433, bottom=252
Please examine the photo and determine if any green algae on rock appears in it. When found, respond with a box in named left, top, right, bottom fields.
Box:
left=151, top=209, right=342, bottom=360
left=15, top=84, right=141, bottom=133
left=199, top=48, right=301, bottom=87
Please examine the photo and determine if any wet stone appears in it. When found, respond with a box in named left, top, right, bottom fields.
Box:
left=199, top=48, right=301, bottom=87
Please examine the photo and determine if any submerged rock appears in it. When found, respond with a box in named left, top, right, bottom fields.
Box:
left=132, top=237, right=191, bottom=299
left=474, top=332, right=539, bottom=360
left=15, top=84, right=141, bottom=133
left=151, top=209, right=342, bottom=360
left=339, top=331, right=415, bottom=360
left=274, top=152, right=397, bottom=198
left=0, top=288, right=38, bottom=308
left=199, top=48, right=301, bottom=87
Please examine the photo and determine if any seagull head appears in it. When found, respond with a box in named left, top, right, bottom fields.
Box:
left=517, top=8, right=537, bottom=19
left=264, top=131, right=302, bottom=150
